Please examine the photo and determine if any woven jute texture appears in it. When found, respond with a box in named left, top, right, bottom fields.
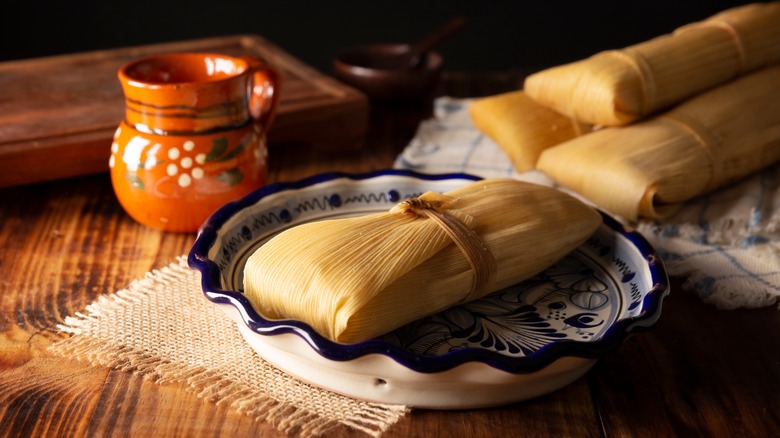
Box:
left=49, top=257, right=409, bottom=437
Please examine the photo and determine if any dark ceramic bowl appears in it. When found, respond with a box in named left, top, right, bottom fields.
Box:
left=332, top=44, right=443, bottom=103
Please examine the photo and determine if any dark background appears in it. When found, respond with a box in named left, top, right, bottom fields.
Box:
left=1, top=0, right=758, bottom=74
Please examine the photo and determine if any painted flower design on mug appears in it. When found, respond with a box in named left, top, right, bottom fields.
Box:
left=109, top=128, right=262, bottom=193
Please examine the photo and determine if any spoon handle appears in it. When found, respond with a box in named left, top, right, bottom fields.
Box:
left=403, top=17, right=467, bottom=68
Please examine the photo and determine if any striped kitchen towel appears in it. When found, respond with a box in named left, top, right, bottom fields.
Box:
left=395, top=97, right=780, bottom=310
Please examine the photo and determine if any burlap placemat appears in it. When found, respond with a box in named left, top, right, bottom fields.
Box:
left=49, top=257, right=409, bottom=437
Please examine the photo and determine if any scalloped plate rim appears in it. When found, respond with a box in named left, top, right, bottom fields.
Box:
left=188, top=169, right=670, bottom=375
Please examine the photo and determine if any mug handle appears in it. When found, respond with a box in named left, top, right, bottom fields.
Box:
left=242, top=55, right=281, bottom=130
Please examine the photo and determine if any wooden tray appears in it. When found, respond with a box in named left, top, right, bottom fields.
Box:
left=0, top=35, right=368, bottom=188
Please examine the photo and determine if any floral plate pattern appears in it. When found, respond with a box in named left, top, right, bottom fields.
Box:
left=189, top=170, right=669, bottom=408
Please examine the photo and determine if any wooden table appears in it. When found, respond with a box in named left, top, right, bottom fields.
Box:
left=1, top=72, right=778, bottom=437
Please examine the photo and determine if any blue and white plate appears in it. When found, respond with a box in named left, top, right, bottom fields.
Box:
left=189, top=170, right=669, bottom=408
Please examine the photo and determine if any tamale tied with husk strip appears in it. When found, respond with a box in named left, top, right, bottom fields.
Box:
left=243, top=179, right=601, bottom=343
left=468, top=91, right=591, bottom=171
left=524, top=2, right=780, bottom=126
left=536, top=65, right=780, bottom=222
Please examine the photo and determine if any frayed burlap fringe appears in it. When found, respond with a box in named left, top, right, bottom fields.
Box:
left=49, top=257, right=409, bottom=437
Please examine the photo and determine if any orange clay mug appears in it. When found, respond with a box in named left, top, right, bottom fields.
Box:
left=110, top=52, right=279, bottom=232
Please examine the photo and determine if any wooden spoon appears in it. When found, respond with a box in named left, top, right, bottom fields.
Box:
left=384, top=17, right=467, bottom=70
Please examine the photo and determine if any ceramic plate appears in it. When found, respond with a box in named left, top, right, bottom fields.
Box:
left=189, top=170, right=669, bottom=408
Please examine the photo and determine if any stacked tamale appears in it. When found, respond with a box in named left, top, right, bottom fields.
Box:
left=538, top=66, right=780, bottom=221
left=470, top=2, right=780, bottom=220
left=244, top=179, right=601, bottom=343
left=524, top=1, right=780, bottom=126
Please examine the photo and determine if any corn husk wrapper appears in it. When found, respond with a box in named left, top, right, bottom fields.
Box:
left=525, top=2, right=780, bottom=126
left=537, top=65, right=780, bottom=222
left=468, top=90, right=591, bottom=171
left=243, top=179, right=601, bottom=343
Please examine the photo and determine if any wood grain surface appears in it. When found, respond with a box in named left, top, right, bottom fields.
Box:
left=1, top=72, right=778, bottom=437
left=0, top=35, right=368, bottom=188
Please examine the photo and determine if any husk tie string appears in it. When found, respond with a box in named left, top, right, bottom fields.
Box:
left=394, top=197, right=498, bottom=303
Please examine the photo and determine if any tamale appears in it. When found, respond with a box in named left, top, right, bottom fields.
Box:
left=524, top=2, right=780, bottom=126
left=536, top=65, right=780, bottom=222
left=468, top=90, right=591, bottom=171
left=243, top=178, right=601, bottom=343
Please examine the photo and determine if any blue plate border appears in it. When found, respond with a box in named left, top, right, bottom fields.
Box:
left=188, top=169, right=670, bottom=374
